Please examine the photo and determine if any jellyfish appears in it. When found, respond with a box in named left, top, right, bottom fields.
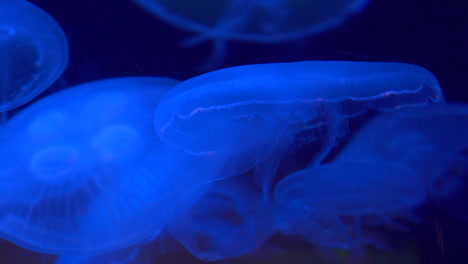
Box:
left=274, top=161, right=427, bottom=262
left=0, top=0, right=68, bottom=116
left=336, top=103, right=468, bottom=221
left=154, top=61, right=444, bottom=198
left=0, top=76, right=223, bottom=254
left=131, top=0, right=370, bottom=69
left=168, top=175, right=276, bottom=261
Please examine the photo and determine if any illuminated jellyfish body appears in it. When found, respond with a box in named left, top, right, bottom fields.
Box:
left=336, top=104, right=468, bottom=220
left=154, top=61, right=444, bottom=197
left=0, top=77, right=219, bottom=254
left=168, top=175, right=275, bottom=261
left=131, top=0, right=370, bottom=69
left=274, top=161, right=427, bottom=261
left=0, top=0, right=68, bottom=113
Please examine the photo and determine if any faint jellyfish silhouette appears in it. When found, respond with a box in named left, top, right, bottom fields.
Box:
left=0, top=0, right=68, bottom=116
left=336, top=103, right=468, bottom=221
left=154, top=61, right=444, bottom=198
left=131, top=0, right=370, bottom=69
left=0, top=77, right=222, bottom=254
left=168, top=175, right=276, bottom=261
left=274, top=161, right=427, bottom=263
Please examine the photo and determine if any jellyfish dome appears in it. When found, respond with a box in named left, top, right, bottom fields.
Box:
left=154, top=61, right=443, bottom=194
left=0, top=0, right=68, bottom=112
left=0, top=77, right=220, bottom=254
left=132, top=0, right=369, bottom=44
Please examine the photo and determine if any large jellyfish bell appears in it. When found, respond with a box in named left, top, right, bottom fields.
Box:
left=154, top=61, right=444, bottom=196
left=0, top=0, right=68, bottom=112
left=0, top=77, right=219, bottom=254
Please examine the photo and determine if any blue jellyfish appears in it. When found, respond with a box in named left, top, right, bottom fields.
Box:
left=0, top=0, right=68, bottom=113
left=168, top=175, right=276, bottom=261
left=0, top=77, right=222, bottom=254
left=274, top=161, right=427, bottom=262
left=154, top=61, right=444, bottom=197
left=131, top=0, right=370, bottom=69
left=336, top=104, right=468, bottom=221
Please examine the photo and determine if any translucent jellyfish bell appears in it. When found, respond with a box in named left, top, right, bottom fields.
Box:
left=131, top=0, right=370, bottom=68
left=154, top=61, right=444, bottom=195
left=0, top=77, right=217, bottom=254
left=0, top=0, right=68, bottom=112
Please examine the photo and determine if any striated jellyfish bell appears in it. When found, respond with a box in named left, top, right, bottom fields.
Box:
left=154, top=61, right=444, bottom=197
left=131, top=0, right=370, bottom=69
left=0, top=77, right=219, bottom=254
left=0, top=0, right=68, bottom=117
left=168, top=175, right=276, bottom=261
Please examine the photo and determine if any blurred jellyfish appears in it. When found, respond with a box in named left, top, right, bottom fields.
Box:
left=336, top=104, right=468, bottom=221
left=274, top=161, right=427, bottom=262
left=131, top=0, right=370, bottom=69
left=0, top=77, right=223, bottom=254
left=0, top=0, right=68, bottom=116
left=168, top=175, right=276, bottom=261
left=154, top=61, right=444, bottom=197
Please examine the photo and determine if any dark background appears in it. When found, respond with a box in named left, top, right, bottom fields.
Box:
left=28, top=0, right=468, bottom=102
left=1, top=0, right=467, bottom=263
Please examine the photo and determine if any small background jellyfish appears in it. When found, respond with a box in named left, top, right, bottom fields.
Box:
left=131, top=0, right=370, bottom=69
left=0, top=0, right=68, bottom=119
left=336, top=104, right=468, bottom=222
left=274, top=161, right=428, bottom=262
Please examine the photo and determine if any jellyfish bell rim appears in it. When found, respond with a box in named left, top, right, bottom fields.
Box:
left=132, top=0, right=370, bottom=43
left=0, top=0, right=69, bottom=112
left=155, top=61, right=443, bottom=115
